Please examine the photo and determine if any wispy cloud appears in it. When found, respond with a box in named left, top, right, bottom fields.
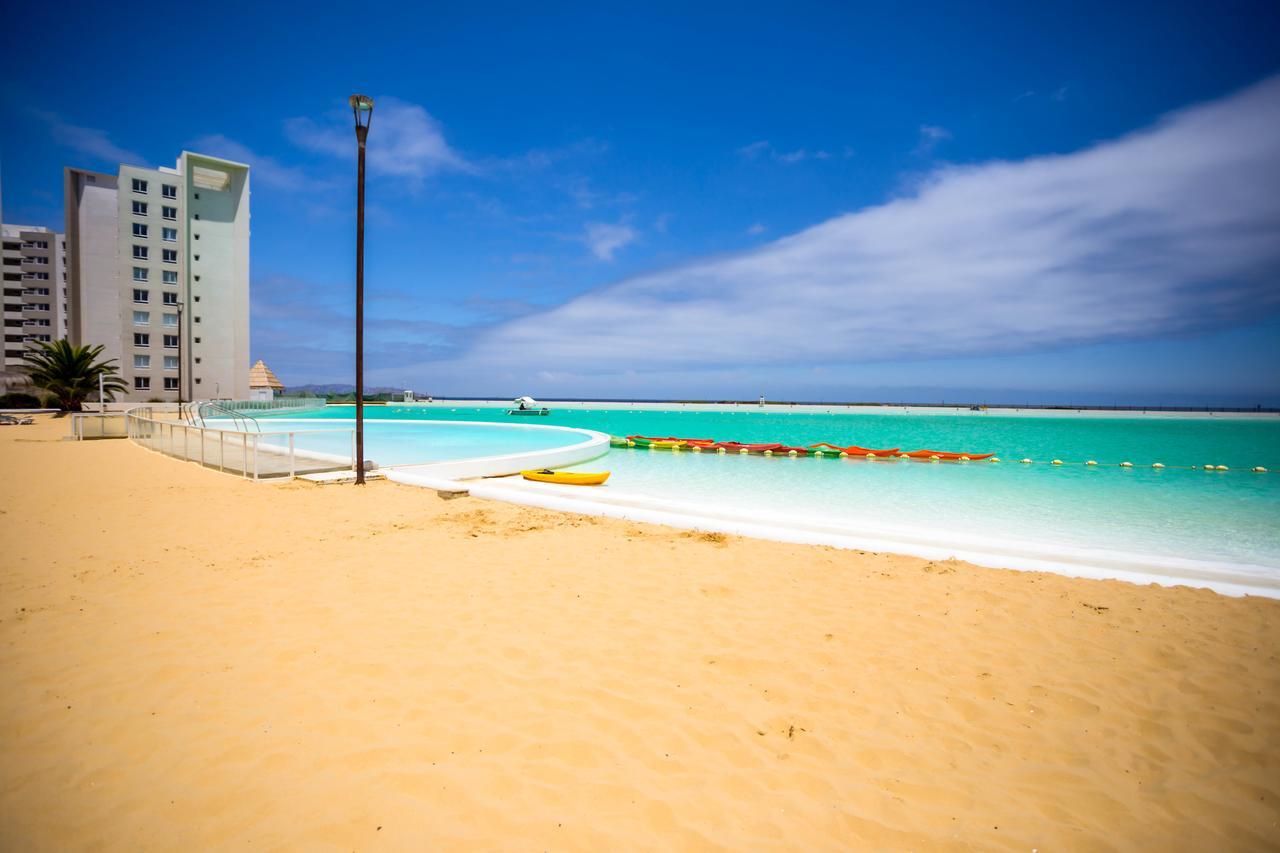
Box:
left=34, top=111, right=142, bottom=167
left=914, top=124, right=952, bottom=155
left=583, top=222, right=638, bottom=260
left=738, top=140, right=834, bottom=165
left=188, top=134, right=312, bottom=190
left=746, top=223, right=766, bottom=235
left=458, top=76, right=1280, bottom=377
left=284, top=96, right=472, bottom=182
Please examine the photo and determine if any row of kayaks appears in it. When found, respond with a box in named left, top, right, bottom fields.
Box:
left=618, top=435, right=994, bottom=461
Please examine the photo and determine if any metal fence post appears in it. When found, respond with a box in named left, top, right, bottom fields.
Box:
left=289, top=433, right=295, bottom=479
left=242, top=432, right=248, bottom=478
left=253, top=435, right=260, bottom=481
left=219, top=430, right=225, bottom=472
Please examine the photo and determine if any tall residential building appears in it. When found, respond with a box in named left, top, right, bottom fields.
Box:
left=65, top=152, right=250, bottom=402
left=2, top=223, right=67, bottom=393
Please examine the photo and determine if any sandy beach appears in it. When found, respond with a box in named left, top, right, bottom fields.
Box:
left=1, top=414, right=1278, bottom=850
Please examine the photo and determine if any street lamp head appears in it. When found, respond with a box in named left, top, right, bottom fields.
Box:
left=349, top=94, right=374, bottom=137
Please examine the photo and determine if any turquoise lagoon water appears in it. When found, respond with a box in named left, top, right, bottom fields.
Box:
left=281, top=406, right=1280, bottom=589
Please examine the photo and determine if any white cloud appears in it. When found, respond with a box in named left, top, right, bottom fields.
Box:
left=188, top=134, right=310, bottom=190
left=284, top=96, right=471, bottom=181
left=915, top=124, right=952, bottom=154
left=746, top=223, right=766, bottom=235
left=460, top=77, right=1280, bottom=375
left=583, top=222, right=637, bottom=260
left=739, top=140, right=834, bottom=165
left=35, top=112, right=142, bottom=166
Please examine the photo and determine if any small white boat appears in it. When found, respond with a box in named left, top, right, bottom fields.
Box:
left=508, top=395, right=550, bottom=416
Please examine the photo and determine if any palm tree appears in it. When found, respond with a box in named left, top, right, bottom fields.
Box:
left=22, top=339, right=127, bottom=412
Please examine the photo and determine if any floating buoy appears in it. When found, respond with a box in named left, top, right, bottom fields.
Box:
left=691, top=445, right=702, bottom=453
left=1215, top=465, right=1229, bottom=471
left=1203, top=464, right=1215, bottom=471
left=899, top=453, right=910, bottom=460
left=865, top=452, right=876, bottom=459
left=788, top=449, right=798, bottom=457
left=1052, top=459, right=1063, bottom=466
left=1120, top=462, right=1133, bottom=468
left=1253, top=466, right=1268, bottom=473
left=1020, top=458, right=1032, bottom=464
left=763, top=450, right=773, bottom=456
left=1152, top=462, right=1165, bottom=469
left=839, top=451, right=849, bottom=458
left=959, top=455, right=970, bottom=462
left=717, top=447, right=726, bottom=454
left=989, top=457, right=1001, bottom=463
left=813, top=450, right=824, bottom=458
left=1085, top=460, right=1097, bottom=466
left=929, top=454, right=941, bottom=462
left=739, top=448, right=749, bottom=455
left=627, top=440, right=635, bottom=447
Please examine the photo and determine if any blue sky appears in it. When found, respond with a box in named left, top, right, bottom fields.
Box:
left=3, top=1, right=1279, bottom=405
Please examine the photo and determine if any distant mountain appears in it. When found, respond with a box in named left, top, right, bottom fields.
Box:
left=285, top=383, right=409, bottom=395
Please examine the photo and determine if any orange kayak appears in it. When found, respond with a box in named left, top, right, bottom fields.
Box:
left=810, top=442, right=901, bottom=457
left=902, top=449, right=995, bottom=460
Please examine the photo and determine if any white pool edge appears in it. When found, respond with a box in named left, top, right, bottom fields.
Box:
left=385, top=472, right=1280, bottom=599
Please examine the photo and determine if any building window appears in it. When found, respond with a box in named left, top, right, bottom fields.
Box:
left=162, top=270, right=178, bottom=284
left=133, top=245, right=148, bottom=260
left=133, top=267, right=149, bottom=281
left=193, top=316, right=201, bottom=323
left=194, top=357, right=201, bottom=364
left=193, top=337, right=201, bottom=344
left=193, top=296, right=200, bottom=302
left=193, top=275, right=200, bottom=282
left=162, top=227, right=177, bottom=242
left=134, top=376, right=150, bottom=390
left=132, top=201, right=148, bottom=216
left=163, top=334, right=179, bottom=348
left=195, top=378, right=201, bottom=384
left=194, top=214, right=200, bottom=220
left=132, top=223, right=148, bottom=238
left=163, top=377, right=179, bottom=390
left=194, top=234, right=200, bottom=240
left=132, top=178, right=148, bottom=194
left=132, top=289, right=149, bottom=303
left=164, top=356, right=179, bottom=370
left=134, top=354, right=150, bottom=369
left=163, top=313, right=178, bottom=327
left=162, top=206, right=177, bottom=220
left=162, top=184, right=177, bottom=199
left=134, top=333, right=150, bottom=347
left=162, top=249, right=177, bottom=263
left=163, top=292, right=178, bottom=305
left=193, top=255, right=200, bottom=261
left=133, top=311, right=150, bottom=325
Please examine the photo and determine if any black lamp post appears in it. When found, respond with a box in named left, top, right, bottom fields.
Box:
left=350, top=94, right=374, bottom=484
left=176, top=300, right=184, bottom=405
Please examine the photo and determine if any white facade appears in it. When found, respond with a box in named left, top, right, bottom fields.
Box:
left=65, top=152, right=250, bottom=402
left=2, top=223, right=67, bottom=393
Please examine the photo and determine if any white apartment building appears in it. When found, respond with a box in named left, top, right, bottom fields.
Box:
left=2, top=223, right=67, bottom=393
left=65, top=152, right=250, bottom=402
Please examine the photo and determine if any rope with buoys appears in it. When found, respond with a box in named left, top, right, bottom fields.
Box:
left=610, top=437, right=1275, bottom=472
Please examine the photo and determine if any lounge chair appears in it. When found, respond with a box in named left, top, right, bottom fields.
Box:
left=0, top=414, right=34, bottom=425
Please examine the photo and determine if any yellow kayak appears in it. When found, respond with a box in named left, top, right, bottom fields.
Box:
left=521, top=469, right=611, bottom=486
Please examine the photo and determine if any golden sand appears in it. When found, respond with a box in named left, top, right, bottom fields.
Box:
left=2, top=415, right=1278, bottom=850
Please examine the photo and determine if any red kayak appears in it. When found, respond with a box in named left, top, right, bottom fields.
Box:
left=902, top=449, right=995, bottom=460
left=809, top=442, right=901, bottom=457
